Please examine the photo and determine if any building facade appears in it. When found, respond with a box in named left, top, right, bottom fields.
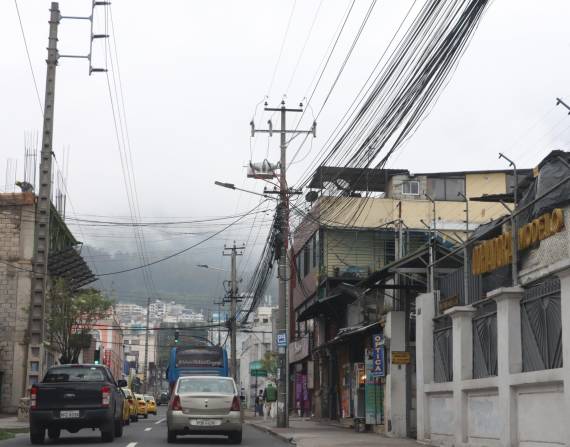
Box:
left=289, top=166, right=529, bottom=433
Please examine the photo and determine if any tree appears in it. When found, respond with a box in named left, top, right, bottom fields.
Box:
left=260, top=351, right=278, bottom=378
left=46, top=279, right=114, bottom=364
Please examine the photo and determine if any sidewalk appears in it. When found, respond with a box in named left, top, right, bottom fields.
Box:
left=245, top=413, right=423, bottom=447
left=0, top=414, right=28, bottom=431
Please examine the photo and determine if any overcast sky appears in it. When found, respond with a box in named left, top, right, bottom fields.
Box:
left=2, top=0, right=570, bottom=260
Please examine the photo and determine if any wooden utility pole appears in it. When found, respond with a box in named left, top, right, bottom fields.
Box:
left=252, top=101, right=316, bottom=427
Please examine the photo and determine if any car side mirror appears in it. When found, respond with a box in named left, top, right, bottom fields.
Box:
left=117, top=379, right=128, bottom=387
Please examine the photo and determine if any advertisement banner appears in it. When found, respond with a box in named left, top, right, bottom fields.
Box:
left=365, top=349, right=384, bottom=425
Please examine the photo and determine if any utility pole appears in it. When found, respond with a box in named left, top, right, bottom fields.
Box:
left=251, top=101, right=316, bottom=428
left=425, top=194, right=437, bottom=293
left=498, top=153, right=519, bottom=286
left=223, top=242, right=245, bottom=381
left=143, top=297, right=151, bottom=392
left=25, top=3, right=60, bottom=390
left=458, top=192, right=470, bottom=304
left=214, top=300, right=224, bottom=346
left=24, top=0, right=109, bottom=392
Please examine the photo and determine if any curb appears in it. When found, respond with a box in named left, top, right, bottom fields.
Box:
left=245, top=420, right=297, bottom=445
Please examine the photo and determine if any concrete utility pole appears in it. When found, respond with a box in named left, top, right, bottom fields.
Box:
left=214, top=300, right=224, bottom=346
left=26, top=2, right=60, bottom=389
left=251, top=101, right=316, bottom=428
left=458, top=192, right=470, bottom=304
left=224, top=243, right=244, bottom=381
left=425, top=194, right=437, bottom=293
left=498, top=153, right=519, bottom=287
left=143, top=296, right=151, bottom=392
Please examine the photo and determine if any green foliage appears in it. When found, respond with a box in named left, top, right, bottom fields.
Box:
left=46, top=279, right=113, bottom=364
left=260, top=351, right=278, bottom=377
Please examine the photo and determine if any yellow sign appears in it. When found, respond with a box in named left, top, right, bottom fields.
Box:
left=472, top=208, right=564, bottom=275
left=391, top=351, right=411, bottom=365
left=439, top=295, right=459, bottom=312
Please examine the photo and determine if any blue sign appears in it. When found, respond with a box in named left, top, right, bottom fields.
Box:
left=370, top=334, right=385, bottom=377
left=276, top=331, right=287, bottom=347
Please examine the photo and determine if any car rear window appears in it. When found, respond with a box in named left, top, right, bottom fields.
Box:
left=178, top=377, right=235, bottom=394
left=44, top=367, right=106, bottom=383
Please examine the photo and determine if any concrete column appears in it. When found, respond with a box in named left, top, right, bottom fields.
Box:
left=556, top=270, right=570, bottom=444
left=415, top=292, right=435, bottom=442
left=489, top=286, right=523, bottom=447
left=445, top=305, right=476, bottom=444
left=385, top=311, right=407, bottom=437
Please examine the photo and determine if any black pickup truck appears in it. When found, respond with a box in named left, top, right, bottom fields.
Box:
left=29, top=364, right=127, bottom=444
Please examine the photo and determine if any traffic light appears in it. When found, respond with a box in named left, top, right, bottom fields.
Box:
left=174, top=330, right=180, bottom=344
left=94, top=348, right=101, bottom=364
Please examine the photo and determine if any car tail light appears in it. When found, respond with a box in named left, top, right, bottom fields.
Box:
left=30, top=386, right=38, bottom=410
left=230, top=396, right=240, bottom=411
left=101, top=386, right=111, bottom=407
left=170, top=395, right=182, bottom=411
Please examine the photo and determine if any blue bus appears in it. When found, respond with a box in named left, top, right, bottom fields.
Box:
left=167, top=346, right=229, bottom=390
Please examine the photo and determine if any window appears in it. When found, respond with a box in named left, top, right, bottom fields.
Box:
left=262, top=318, right=268, bottom=323
left=427, top=176, right=465, bottom=201
left=304, top=244, right=311, bottom=276
left=402, top=180, right=419, bottom=195
left=312, top=235, right=317, bottom=268
left=44, top=366, right=106, bottom=383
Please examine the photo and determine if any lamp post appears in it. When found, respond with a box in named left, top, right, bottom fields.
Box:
left=498, top=153, right=519, bottom=286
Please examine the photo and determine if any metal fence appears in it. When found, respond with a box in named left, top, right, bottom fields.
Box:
left=472, top=300, right=498, bottom=378
left=433, top=315, right=453, bottom=382
left=521, top=277, right=562, bottom=372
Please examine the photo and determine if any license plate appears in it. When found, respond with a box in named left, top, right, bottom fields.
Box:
left=190, top=419, right=221, bottom=426
left=60, top=410, right=80, bottom=419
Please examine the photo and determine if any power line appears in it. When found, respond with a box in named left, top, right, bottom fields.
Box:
left=13, top=0, right=43, bottom=116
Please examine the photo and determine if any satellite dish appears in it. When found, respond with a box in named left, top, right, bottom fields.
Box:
left=305, top=191, right=318, bottom=202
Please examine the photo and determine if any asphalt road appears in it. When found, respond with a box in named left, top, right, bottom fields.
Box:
left=2, top=407, right=285, bottom=447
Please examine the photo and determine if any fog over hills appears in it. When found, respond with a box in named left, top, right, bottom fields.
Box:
left=82, top=245, right=277, bottom=310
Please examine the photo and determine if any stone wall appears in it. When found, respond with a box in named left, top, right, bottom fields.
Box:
left=0, top=194, right=35, bottom=413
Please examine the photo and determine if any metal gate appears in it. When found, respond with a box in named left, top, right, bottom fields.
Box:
left=521, top=277, right=562, bottom=372
left=472, top=300, right=497, bottom=378
left=433, top=315, right=453, bottom=382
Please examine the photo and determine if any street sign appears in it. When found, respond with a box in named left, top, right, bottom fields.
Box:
left=276, top=331, right=287, bottom=347
left=391, top=351, right=411, bottom=365
left=370, top=334, right=385, bottom=377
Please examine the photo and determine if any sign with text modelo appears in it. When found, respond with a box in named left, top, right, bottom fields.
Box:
left=472, top=208, right=564, bottom=275
left=370, top=334, right=385, bottom=377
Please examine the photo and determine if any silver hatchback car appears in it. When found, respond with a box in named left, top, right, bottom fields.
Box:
left=166, top=375, right=242, bottom=444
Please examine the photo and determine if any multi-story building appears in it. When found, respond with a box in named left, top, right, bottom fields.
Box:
left=0, top=192, right=94, bottom=413
left=238, top=306, right=275, bottom=408
left=289, top=165, right=531, bottom=430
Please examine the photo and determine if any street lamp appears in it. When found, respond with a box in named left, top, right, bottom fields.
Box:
left=196, top=264, right=227, bottom=272
left=498, top=152, right=519, bottom=286
left=214, top=181, right=278, bottom=201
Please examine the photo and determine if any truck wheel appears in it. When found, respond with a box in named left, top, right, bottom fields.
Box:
left=47, top=428, right=61, bottom=440
left=101, top=420, right=115, bottom=443
left=167, top=430, right=177, bottom=443
left=30, top=426, right=45, bottom=444
left=114, top=417, right=124, bottom=437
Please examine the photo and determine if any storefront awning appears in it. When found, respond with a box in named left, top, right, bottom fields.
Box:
left=297, top=284, right=362, bottom=322
left=314, top=321, right=381, bottom=350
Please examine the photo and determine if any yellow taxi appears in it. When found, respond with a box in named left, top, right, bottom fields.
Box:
left=120, top=389, right=131, bottom=426
left=144, top=395, right=157, bottom=415
left=135, top=393, right=148, bottom=418
left=122, top=388, right=139, bottom=422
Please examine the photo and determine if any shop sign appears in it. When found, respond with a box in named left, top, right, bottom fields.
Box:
left=370, top=334, right=385, bottom=377
left=391, top=351, right=411, bottom=365
left=288, top=336, right=309, bottom=364
left=276, top=331, right=287, bottom=347
left=472, top=208, right=564, bottom=275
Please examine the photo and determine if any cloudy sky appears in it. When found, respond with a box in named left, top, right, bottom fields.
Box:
left=2, top=1, right=570, bottom=278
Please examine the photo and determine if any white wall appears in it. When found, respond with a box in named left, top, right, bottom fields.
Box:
left=416, top=278, right=570, bottom=447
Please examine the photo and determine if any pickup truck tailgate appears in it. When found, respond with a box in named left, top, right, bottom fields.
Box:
left=37, top=382, right=105, bottom=409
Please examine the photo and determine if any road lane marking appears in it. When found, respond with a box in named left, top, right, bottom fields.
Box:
left=155, top=418, right=166, bottom=425
left=126, top=443, right=137, bottom=447
left=144, top=427, right=152, bottom=432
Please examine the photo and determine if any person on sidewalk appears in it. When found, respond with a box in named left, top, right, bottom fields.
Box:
left=255, top=389, right=264, bottom=417
left=264, top=382, right=277, bottom=420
